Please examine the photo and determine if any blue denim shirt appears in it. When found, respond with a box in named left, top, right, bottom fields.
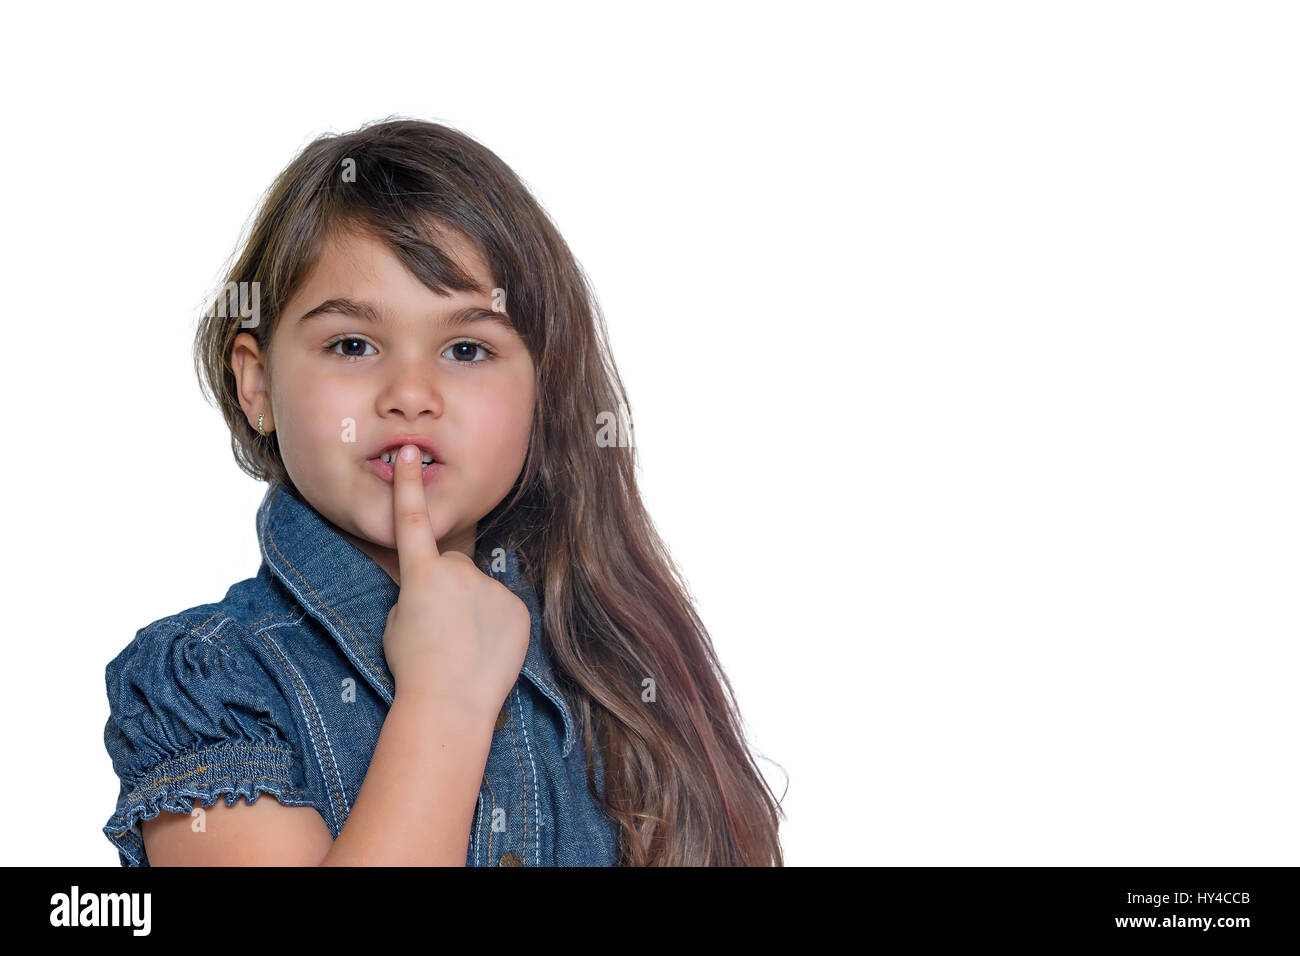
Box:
left=102, top=482, right=620, bottom=866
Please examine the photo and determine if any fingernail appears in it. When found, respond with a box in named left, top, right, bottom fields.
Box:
left=399, top=444, right=419, bottom=462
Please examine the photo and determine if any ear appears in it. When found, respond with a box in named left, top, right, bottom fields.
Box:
left=231, top=332, right=273, bottom=433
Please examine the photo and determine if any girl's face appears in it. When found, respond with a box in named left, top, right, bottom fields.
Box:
left=231, top=226, right=535, bottom=582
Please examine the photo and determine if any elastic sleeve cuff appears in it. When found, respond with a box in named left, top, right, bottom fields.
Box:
left=103, top=741, right=318, bottom=867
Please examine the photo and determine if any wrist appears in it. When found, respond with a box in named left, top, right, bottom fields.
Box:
left=393, top=681, right=497, bottom=730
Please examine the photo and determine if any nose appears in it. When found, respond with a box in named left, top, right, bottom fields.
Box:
left=377, top=355, right=444, bottom=419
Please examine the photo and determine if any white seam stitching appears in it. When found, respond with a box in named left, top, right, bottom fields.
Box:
left=183, top=615, right=235, bottom=648
left=262, top=631, right=350, bottom=833
left=253, top=611, right=308, bottom=637
left=473, top=789, right=483, bottom=866
left=516, top=684, right=540, bottom=867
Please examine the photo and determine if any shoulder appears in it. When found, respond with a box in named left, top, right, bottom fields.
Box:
left=103, top=598, right=297, bottom=763
left=105, top=573, right=304, bottom=686
left=108, top=607, right=244, bottom=669
left=104, top=572, right=311, bottom=727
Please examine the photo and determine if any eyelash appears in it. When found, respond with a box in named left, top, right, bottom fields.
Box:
left=322, top=335, right=498, bottom=365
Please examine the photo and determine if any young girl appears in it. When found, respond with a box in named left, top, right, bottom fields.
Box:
left=101, top=117, right=785, bottom=866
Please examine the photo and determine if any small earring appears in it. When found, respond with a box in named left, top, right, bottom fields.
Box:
left=257, top=412, right=265, bottom=435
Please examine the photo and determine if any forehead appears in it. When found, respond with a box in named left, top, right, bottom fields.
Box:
left=296, top=222, right=494, bottom=306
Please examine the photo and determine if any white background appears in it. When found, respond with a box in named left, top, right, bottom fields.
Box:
left=1, top=1, right=1296, bottom=866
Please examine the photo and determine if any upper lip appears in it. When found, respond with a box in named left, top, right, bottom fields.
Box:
left=369, top=434, right=442, bottom=462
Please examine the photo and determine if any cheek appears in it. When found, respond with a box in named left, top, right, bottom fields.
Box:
left=274, top=370, right=368, bottom=462
left=468, top=384, right=534, bottom=468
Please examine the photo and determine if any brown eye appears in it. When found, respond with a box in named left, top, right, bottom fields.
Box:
left=325, top=337, right=376, bottom=359
left=444, top=340, right=496, bottom=363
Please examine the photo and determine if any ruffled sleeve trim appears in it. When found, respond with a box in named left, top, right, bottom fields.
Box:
left=104, top=741, right=318, bottom=866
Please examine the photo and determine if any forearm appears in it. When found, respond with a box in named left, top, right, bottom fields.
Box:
left=320, top=688, right=494, bottom=865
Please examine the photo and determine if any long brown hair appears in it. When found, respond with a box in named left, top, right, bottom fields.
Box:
left=194, top=116, right=786, bottom=865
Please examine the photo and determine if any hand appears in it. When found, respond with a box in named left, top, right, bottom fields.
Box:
left=380, top=444, right=531, bottom=722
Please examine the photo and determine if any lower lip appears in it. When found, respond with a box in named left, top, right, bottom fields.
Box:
left=365, top=457, right=446, bottom=485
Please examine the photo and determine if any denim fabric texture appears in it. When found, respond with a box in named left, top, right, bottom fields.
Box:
left=102, top=482, right=620, bottom=866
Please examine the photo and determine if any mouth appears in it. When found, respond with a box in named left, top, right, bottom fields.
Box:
left=365, top=444, right=446, bottom=486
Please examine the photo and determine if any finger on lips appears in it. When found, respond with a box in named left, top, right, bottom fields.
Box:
left=393, top=443, right=439, bottom=581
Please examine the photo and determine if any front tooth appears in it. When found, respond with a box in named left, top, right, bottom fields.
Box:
left=378, top=450, right=434, bottom=465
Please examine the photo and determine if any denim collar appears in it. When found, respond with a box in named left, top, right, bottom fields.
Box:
left=255, top=482, right=576, bottom=757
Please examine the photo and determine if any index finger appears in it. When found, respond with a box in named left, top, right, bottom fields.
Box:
left=391, top=443, right=439, bottom=585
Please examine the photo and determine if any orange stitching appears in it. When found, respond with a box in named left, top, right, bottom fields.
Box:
left=111, top=758, right=297, bottom=819
left=178, top=614, right=233, bottom=655
left=261, top=633, right=347, bottom=829
left=114, top=744, right=296, bottom=789
left=264, top=520, right=389, bottom=692
left=182, top=613, right=219, bottom=632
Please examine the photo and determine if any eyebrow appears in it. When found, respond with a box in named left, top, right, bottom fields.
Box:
left=295, top=296, right=513, bottom=331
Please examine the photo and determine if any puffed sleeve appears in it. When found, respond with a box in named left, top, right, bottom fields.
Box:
left=101, top=614, right=321, bottom=866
